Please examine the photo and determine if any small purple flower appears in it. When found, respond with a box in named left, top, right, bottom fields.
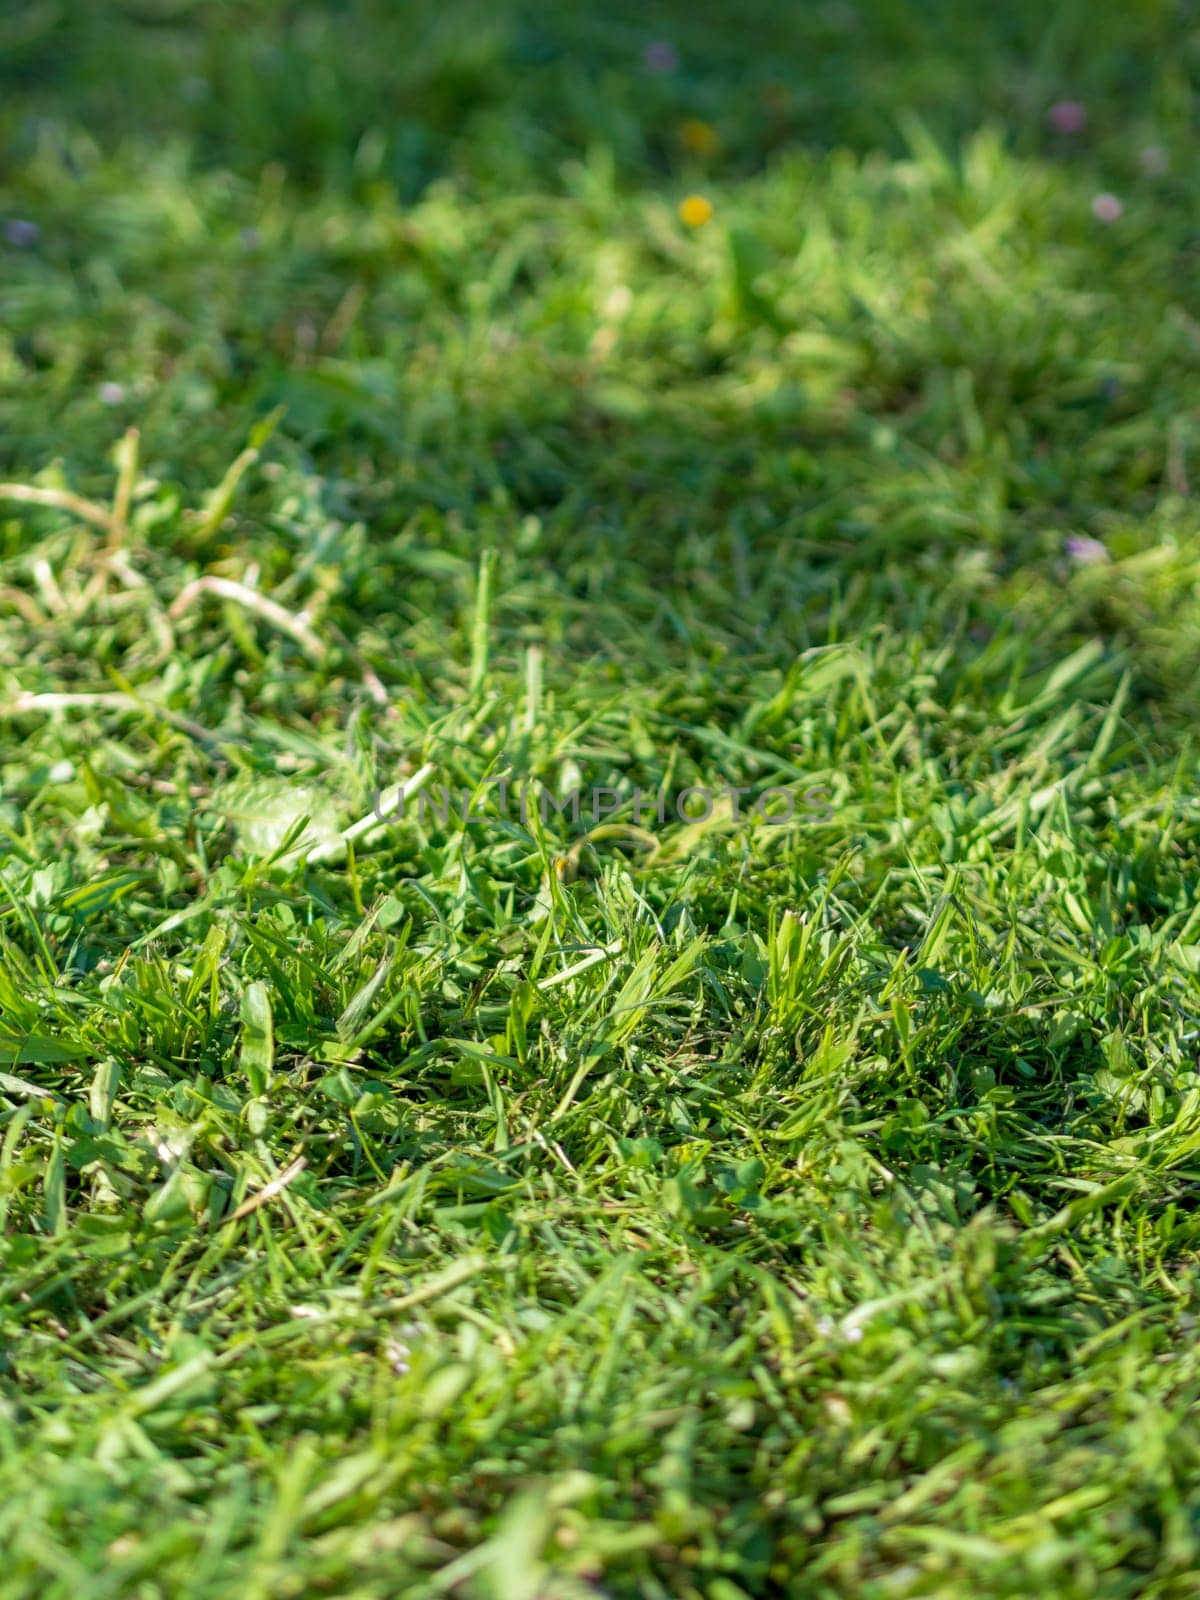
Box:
left=98, top=382, right=127, bottom=406
left=3, top=218, right=41, bottom=248
left=1139, top=144, right=1168, bottom=176
left=1048, top=100, right=1087, bottom=135
left=1091, top=192, right=1123, bottom=224
left=1065, top=535, right=1108, bottom=566
left=642, top=39, right=679, bottom=75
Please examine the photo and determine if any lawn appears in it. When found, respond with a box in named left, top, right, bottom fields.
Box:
left=2, top=2, right=1200, bottom=1596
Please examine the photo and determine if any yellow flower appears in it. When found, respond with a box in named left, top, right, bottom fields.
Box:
left=679, top=118, right=718, bottom=156
left=679, top=193, right=714, bottom=228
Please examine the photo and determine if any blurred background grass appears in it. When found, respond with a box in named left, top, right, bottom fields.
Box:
left=2, top=0, right=1188, bottom=185
left=3, top=0, right=1198, bottom=709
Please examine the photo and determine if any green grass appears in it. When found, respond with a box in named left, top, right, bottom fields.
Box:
left=2, top=1, right=1200, bottom=1595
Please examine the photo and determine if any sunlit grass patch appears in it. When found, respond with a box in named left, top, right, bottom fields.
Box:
left=1, top=3, right=1200, bottom=1597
